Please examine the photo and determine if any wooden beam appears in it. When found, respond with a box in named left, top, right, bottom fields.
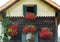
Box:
left=43, top=0, right=60, bottom=10
left=0, top=0, right=17, bottom=11
left=0, top=14, right=3, bottom=21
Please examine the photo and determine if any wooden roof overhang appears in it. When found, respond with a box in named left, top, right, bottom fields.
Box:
left=0, top=0, right=19, bottom=12
left=42, top=0, right=60, bottom=10
left=0, top=0, right=60, bottom=12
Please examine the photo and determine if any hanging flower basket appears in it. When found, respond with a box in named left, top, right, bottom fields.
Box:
left=8, top=25, right=18, bottom=37
left=39, top=27, right=53, bottom=39
left=22, top=26, right=30, bottom=34
left=24, top=12, right=36, bottom=20
left=29, top=26, right=37, bottom=33
left=22, top=25, right=37, bottom=41
left=22, top=25, right=37, bottom=34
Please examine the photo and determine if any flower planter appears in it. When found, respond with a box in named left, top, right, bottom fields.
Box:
left=8, top=25, right=18, bottom=37
left=24, top=12, right=36, bottom=20
left=39, top=27, right=53, bottom=39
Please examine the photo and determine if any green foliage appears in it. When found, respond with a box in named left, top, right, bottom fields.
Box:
left=3, top=33, right=8, bottom=42
left=1, top=17, right=12, bottom=33
left=1, top=17, right=12, bottom=42
left=1, top=17, right=12, bottom=28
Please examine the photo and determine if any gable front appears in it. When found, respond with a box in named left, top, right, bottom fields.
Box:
left=6, top=0, right=56, bottom=17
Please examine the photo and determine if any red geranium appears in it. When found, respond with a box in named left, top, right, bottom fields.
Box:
left=39, top=27, right=53, bottom=39
left=39, top=29, right=48, bottom=39
left=8, top=25, right=18, bottom=36
left=24, top=12, right=36, bottom=20
left=30, top=26, right=37, bottom=33
left=48, top=32, right=53, bottom=39
left=10, top=30, right=18, bottom=36
left=22, top=25, right=37, bottom=34
left=8, top=25, right=18, bottom=30
left=22, top=26, right=30, bottom=34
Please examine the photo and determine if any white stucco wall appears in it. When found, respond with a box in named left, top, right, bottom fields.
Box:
left=6, top=0, right=56, bottom=17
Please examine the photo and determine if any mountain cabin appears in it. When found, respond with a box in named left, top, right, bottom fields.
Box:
left=0, top=0, right=60, bottom=42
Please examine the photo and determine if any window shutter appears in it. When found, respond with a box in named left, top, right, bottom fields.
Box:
left=23, top=5, right=26, bottom=16
left=34, top=32, right=38, bottom=42
left=22, top=32, right=26, bottom=42
left=34, top=5, right=37, bottom=15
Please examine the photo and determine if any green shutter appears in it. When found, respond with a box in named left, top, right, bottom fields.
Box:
left=22, top=32, right=26, bottom=42
left=34, top=32, right=38, bottom=42
left=34, top=5, right=37, bottom=15
left=23, top=5, right=26, bottom=16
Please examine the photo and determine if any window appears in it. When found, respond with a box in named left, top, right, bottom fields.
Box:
left=27, top=6, right=34, bottom=13
left=22, top=32, right=38, bottom=42
left=23, top=5, right=37, bottom=15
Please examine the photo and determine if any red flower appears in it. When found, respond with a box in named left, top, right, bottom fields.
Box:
left=8, top=25, right=18, bottom=30
left=48, top=32, right=53, bottom=39
left=39, top=30, right=48, bottom=39
left=23, top=25, right=37, bottom=34
left=39, top=27, right=53, bottom=39
left=30, top=27, right=37, bottom=33
left=24, top=12, right=36, bottom=20
left=22, top=26, right=30, bottom=34
left=10, top=31, right=18, bottom=36
left=8, top=25, right=18, bottom=36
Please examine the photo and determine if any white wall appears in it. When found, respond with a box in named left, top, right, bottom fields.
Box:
left=0, top=22, right=4, bottom=42
left=6, top=0, right=56, bottom=17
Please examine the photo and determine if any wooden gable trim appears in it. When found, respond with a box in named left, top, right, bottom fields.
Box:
left=42, top=0, right=60, bottom=10
left=0, top=0, right=60, bottom=12
left=0, top=0, right=19, bottom=12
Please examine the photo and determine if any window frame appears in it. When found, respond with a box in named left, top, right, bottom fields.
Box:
left=23, top=5, right=37, bottom=16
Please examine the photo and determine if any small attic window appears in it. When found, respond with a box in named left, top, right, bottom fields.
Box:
left=27, top=6, right=34, bottom=13
left=23, top=5, right=37, bottom=15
